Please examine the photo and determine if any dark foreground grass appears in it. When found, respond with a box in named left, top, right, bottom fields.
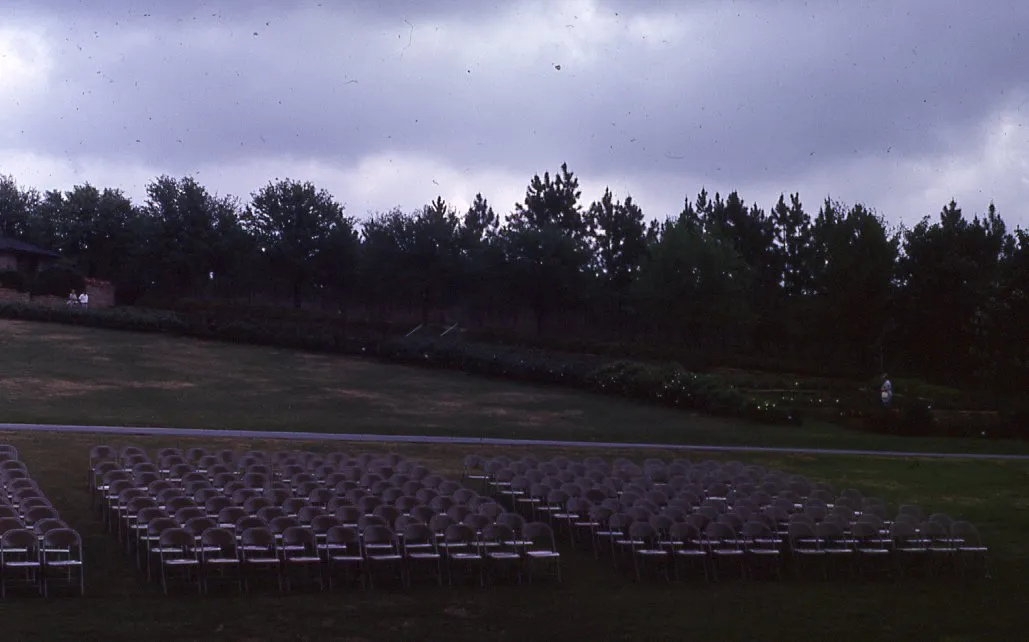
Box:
left=0, top=430, right=1025, bottom=641
left=1, top=319, right=1026, bottom=455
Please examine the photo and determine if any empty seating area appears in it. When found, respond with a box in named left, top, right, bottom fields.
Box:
left=89, top=445, right=563, bottom=595
left=0, top=444, right=85, bottom=598
left=466, top=453, right=991, bottom=582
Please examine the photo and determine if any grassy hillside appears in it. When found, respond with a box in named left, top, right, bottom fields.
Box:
left=1, top=318, right=1026, bottom=454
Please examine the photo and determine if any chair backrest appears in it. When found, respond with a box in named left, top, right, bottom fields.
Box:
left=269, top=516, right=300, bottom=534
left=898, top=504, right=925, bottom=522
left=297, top=505, right=327, bottom=524
left=240, top=526, right=276, bottom=548
left=24, top=506, right=60, bottom=525
left=282, top=526, right=316, bottom=548
left=928, top=513, right=954, bottom=530
left=446, top=505, right=471, bottom=523
left=950, top=520, right=982, bottom=544
left=282, top=498, right=310, bottom=515
left=400, top=522, right=432, bottom=547
left=184, top=517, right=217, bottom=538
left=814, top=521, right=845, bottom=540
left=326, top=525, right=361, bottom=547
left=256, top=506, right=287, bottom=523
left=159, top=527, right=194, bottom=550
left=741, top=520, right=772, bottom=539
left=496, top=511, right=525, bottom=533
left=201, top=526, right=238, bottom=554
left=850, top=521, right=879, bottom=541
left=42, top=527, right=81, bottom=553
left=234, top=516, right=266, bottom=535
left=335, top=505, right=361, bottom=524
left=362, top=524, right=396, bottom=547
left=443, top=523, right=476, bottom=544
left=463, top=513, right=490, bottom=532
left=522, top=522, right=556, bottom=549
left=628, top=521, right=656, bottom=541
left=216, top=506, right=246, bottom=525
left=373, top=504, right=401, bottom=525
left=310, top=514, right=342, bottom=535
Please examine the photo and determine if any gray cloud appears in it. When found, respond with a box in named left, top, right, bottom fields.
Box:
left=1, top=0, right=1026, bottom=227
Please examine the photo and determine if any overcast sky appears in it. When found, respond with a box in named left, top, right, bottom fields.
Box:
left=2, top=0, right=1027, bottom=230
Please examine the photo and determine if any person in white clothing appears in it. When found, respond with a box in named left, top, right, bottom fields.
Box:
left=68, top=290, right=79, bottom=306
left=78, top=291, right=89, bottom=309
left=880, top=374, right=893, bottom=406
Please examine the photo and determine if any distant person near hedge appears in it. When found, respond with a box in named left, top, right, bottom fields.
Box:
left=68, top=290, right=79, bottom=306
left=78, top=291, right=89, bottom=309
left=880, top=374, right=893, bottom=406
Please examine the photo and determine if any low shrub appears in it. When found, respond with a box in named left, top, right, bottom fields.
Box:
left=0, top=269, right=28, bottom=292
left=585, top=360, right=803, bottom=425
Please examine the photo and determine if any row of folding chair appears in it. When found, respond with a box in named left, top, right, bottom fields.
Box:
left=0, top=446, right=85, bottom=597
left=468, top=453, right=990, bottom=581
left=92, top=446, right=562, bottom=593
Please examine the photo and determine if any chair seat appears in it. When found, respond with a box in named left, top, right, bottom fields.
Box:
left=449, top=553, right=482, bottom=560
left=674, top=549, right=707, bottom=557
left=204, top=557, right=240, bottom=565
left=164, top=558, right=200, bottom=566
left=5, top=560, right=41, bottom=568
left=488, top=552, right=521, bottom=560
left=368, top=554, right=403, bottom=561
left=526, top=551, right=559, bottom=558
left=286, top=556, right=321, bottom=563
left=245, top=557, right=280, bottom=564
left=408, top=552, right=441, bottom=560
left=330, top=555, right=363, bottom=563
left=45, top=559, right=84, bottom=567
left=636, top=549, right=669, bottom=557
left=856, top=548, right=890, bottom=555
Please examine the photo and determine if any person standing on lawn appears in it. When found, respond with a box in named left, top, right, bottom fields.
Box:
left=880, top=374, right=893, bottom=406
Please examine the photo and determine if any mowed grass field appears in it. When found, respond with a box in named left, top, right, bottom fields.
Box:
left=1, top=318, right=1026, bottom=455
left=0, top=319, right=1027, bottom=640
left=1, top=430, right=1028, bottom=641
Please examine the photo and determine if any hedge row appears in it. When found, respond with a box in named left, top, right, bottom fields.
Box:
left=0, top=301, right=802, bottom=427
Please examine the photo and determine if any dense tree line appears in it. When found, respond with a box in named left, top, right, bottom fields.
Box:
left=1, top=166, right=1026, bottom=391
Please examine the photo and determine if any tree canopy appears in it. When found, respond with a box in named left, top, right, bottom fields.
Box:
left=1, top=166, right=1026, bottom=391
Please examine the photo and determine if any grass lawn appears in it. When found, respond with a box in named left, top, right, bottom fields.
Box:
left=1, top=319, right=1026, bottom=455
left=0, top=430, right=1025, bottom=641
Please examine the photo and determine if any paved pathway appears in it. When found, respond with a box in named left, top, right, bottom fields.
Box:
left=1, top=422, right=1028, bottom=460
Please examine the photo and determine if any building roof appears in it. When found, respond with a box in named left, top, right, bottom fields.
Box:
left=0, top=236, right=61, bottom=258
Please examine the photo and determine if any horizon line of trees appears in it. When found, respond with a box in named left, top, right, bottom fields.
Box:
left=1, top=166, right=1026, bottom=391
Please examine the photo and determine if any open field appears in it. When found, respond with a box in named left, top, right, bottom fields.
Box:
left=0, top=430, right=1026, bottom=641
left=1, top=319, right=1027, bottom=639
left=1, top=319, right=1026, bottom=455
